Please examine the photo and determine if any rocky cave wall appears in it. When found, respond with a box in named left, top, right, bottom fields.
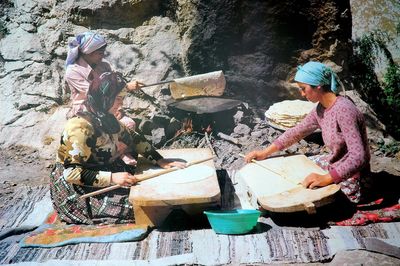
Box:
left=171, top=0, right=352, bottom=107
left=0, top=0, right=352, bottom=159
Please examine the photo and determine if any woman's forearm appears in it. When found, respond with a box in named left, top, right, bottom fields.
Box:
left=261, top=143, right=280, bottom=158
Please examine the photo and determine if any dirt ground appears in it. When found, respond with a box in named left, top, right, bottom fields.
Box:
left=0, top=145, right=51, bottom=210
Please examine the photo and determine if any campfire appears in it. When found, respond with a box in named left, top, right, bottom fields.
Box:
left=175, top=118, right=193, bottom=137
left=168, top=98, right=241, bottom=135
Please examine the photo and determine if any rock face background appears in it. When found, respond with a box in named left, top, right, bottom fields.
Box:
left=351, top=0, right=400, bottom=78
left=0, top=0, right=397, bottom=164
left=0, top=0, right=354, bottom=159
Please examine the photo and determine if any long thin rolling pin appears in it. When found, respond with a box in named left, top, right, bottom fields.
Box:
left=238, top=153, right=300, bottom=186
left=79, top=156, right=215, bottom=199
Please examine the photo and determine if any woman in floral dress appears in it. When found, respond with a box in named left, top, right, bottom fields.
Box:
left=51, top=71, right=185, bottom=224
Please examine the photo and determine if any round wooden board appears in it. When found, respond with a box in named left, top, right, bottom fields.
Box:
left=258, top=184, right=341, bottom=214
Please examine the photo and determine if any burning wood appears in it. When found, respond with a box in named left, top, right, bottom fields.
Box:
left=174, top=118, right=193, bottom=138
left=203, top=124, right=213, bottom=134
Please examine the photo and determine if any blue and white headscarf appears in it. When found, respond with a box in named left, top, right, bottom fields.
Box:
left=294, top=61, right=340, bottom=94
left=65, top=32, right=107, bottom=67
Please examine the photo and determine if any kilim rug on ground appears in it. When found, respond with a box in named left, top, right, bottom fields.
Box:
left=0, top=186, right=148, bottom=249
left=19, top=211, right=149, bottom=248
left=0, top=182, right=399, bottom=265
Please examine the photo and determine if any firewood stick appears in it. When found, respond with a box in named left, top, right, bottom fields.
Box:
left=217, top=132, right=240, bottom=145
left=205, top=132, right=216, bottom=155
left=79, top=156, right=216, bottom=199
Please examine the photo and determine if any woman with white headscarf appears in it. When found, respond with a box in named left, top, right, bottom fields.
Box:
left=65, top=32, right=142, bottom=118
left=245, top=61, right=371, bottom=203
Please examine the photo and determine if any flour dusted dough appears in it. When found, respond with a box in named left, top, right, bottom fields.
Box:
left=238, top=163, right=295, bottom=198
left=265, top=100, right=316, bottom=129
left=141, top=164, right=215, bottom=184
left=169, top=70, right=225, bottom=99
left=238, top=154, right=329, bottom=199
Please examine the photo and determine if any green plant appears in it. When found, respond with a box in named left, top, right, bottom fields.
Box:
left=377, top=139, right=400, bottom=157
left=351, top=30, right=400, bottom=139
left=382, top=63, right=400, bottom=107
left=381, top=63, right=400, bottom=137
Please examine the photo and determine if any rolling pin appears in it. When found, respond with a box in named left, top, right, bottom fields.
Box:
left=79, top=156, right=215, bottom=199
left=238, top=153, right=301, bottom=186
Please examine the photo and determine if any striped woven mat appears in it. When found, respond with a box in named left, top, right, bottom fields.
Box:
left=0, top=182, right=399, bottom=265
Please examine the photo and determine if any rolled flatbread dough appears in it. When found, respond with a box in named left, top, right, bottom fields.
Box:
left=141, top=164, right=215, bottom=184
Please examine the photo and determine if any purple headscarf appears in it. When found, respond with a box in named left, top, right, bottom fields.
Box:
left=65, top=32, right=107, bottom=67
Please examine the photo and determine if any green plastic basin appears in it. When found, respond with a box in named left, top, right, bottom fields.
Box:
left=204, top=209, right=261, bottom=235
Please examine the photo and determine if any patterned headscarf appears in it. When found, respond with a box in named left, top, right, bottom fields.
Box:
left=294, top=61, right=339, bottom=93
left=65, top=32, right=107, bottom=67
left=79, top=72, right=127, bottom=134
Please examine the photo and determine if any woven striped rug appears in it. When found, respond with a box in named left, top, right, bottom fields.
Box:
left=0, top=185, right=51, bottom=230
left=0, top=183, right=399, bottom=265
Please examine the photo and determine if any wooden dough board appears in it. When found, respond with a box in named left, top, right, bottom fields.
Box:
left=129, top=148, right=220, bottom=226
left=237, top=154, right=340, bottom=214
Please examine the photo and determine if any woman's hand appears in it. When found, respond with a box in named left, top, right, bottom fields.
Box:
left=244, top=150, right=268, bottom=163
left=125, top=80, right=145, bottom=92
left=156, top=158, right=187, bottom=169
left=302, top=173, right=333, bottom=189
left=111, top=172, right=137, bottom=186
left=244, top=144, right=279, bottom=163
left=114, top=109, right=123, bottom=120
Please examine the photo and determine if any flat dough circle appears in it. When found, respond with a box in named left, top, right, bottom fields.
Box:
left=142, top=164, right=215, bottom=184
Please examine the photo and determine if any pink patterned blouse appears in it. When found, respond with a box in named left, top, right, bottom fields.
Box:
left=274, top=96, right=370, bottom=202
left=65, top=57, right=112, bottom=117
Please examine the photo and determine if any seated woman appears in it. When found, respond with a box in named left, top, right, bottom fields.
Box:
left=245, top=61, right=371, bottom=204
left=65, top=31, right=143, bottom=166
left=51, top=71, right=185, bottom=224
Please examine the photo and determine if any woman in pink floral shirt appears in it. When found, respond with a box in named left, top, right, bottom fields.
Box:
left=245, top=61, right=370, bottom=203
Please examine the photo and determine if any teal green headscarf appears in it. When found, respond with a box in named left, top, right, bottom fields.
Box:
left=294, top=61, right=339, bottom=93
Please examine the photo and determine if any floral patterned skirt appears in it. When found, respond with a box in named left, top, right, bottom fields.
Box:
left=50, top=163, right=134, bottom=225
left=309, top=155, right=371, bottom=204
